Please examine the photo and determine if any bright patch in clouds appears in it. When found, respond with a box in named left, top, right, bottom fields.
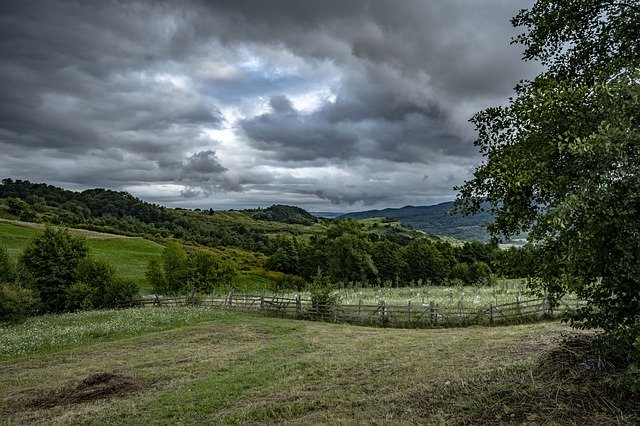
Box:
left=0, top=0, right=537, bottom=212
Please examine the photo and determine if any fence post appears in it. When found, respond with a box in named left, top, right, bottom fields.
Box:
left=334, top=300, right=339, bottom=322
left=260, top=293, right=265, bottom=314
left=228, top=289, right=235, bottom=308
left=407, top=300, right=412, bottom=326
left=489, top=304, right=494, bottom=324
left=296, top=294, right=301, bottom=317
left=379, top=300, right=386, bottom=324
left=430, top=300, right=435, bottom=326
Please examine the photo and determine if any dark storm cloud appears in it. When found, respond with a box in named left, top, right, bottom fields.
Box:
left=219, top=0, right=536, bottom=165
left=0, top=0, right=537, bottom=209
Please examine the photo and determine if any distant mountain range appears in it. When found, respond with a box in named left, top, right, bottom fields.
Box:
left=337, top=201, right=494, bottom=242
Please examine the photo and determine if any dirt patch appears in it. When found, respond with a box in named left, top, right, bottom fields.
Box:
left=32, top=372, right=146, bottom=408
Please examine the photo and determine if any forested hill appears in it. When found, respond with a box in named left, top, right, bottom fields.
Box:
left=338, top=202, right=493, bottom=242
left=0, top=178, right=325, bottom=253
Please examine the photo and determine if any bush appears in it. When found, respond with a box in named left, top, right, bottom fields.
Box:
left=467, top=261, right=493, bottom=286
left=104, top=277, right=139, bottom=307
left=307, top=269, right=337, bottom=318
left=19, top=226, right=88, bottom=313
left=0, top=282, right=37, bottom=323
left=65, top=282, right=97, bottom=311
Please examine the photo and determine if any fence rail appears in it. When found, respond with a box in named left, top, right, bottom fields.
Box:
left=124, top=292, right=584, bottom=329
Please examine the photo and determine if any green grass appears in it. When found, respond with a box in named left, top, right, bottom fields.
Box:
left=85, top=238, right=162, bottom=291
left=0, top=308, right=565, bottom=424
left=330, top=280, right=535, bottom=307
left=2, top=308, right=633, bottom=424
left=0, top=221, right=162, bottom=291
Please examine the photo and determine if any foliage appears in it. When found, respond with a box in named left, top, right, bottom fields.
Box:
left=104, top=277, right=139, bottom=307
left=370, top=240, right=406, bottom=285
left=249, top=204, right=316, bottom=225
left=467, top=262, right=493, bottom=286
left=0, top=244, right=16, bottom=283
left=455, top=0, right=640, bottom=359
left=307, top=269, right=337, bottom=316
left=145, top=258, right=167, bottom=295
left=162, top=241, right=187, bottom=297
left=146, top=242, right=237, bottom=297
left=0, top=282, right=37, bottom=323
left=185, top=249, right=236, bottom=299
left=64, top=282, right=97, bottom=312
left=265, top=235, right=300, bottom=274
left=403, top=239, right=448, bottom=285
left=19, top=226, right=88, bottom=313
left=67, top=257, right=139, bottom=310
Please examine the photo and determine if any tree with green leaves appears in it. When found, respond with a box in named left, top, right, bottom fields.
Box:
left=162, top=240, right=187, bottom=297
left=19, top=227, right=88, bottom=313
left=324, top=220, right=377, bottom=284
left=266, top=235, right=300, bottom=275
left=403, top=239, right=448, bottom=285
left=185, top=249, right=236, bottom=301
left=455, top=0, right=640, bottom=357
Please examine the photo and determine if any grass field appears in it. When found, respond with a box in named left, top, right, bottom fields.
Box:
left=310, top=280, right=535, bottom=308
left=0, top=221, right=163, bottom=291
left=1, top=308, right=634, bottom=424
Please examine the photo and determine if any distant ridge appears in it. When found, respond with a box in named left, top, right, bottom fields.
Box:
left=337, top=201, right=493, bottom=242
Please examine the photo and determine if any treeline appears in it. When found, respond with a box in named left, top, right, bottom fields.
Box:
left=0, top=178, right=281, bottom=252
left=265, top=220, right=538, bottom=289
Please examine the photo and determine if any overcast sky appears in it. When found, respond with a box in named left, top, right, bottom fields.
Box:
left=0, top=0, right=540, bottom=212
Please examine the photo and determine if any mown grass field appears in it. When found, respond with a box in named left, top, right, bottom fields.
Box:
left=0, top=307, right=597, bottom=424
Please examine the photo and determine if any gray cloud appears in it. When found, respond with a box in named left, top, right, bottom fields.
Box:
left=0, top=0, right=538, bottom=211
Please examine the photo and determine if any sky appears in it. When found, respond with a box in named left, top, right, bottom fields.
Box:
left=0, top=0, right=541, bottom=212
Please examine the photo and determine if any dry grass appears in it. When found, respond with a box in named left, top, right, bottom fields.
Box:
left=1, top=308, right=637, bottom=424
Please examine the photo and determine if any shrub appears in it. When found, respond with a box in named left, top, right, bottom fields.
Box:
left=307, top=269, right=337, bottom=318
left=0, top=282, right=37, bottom=323
left=104, top=277, right=139, bottom=307
left=19, top=226, right=88, bottom=313
left=65, top=282, right=97, bottom=311
left=0, top=245, right=16, bottom=283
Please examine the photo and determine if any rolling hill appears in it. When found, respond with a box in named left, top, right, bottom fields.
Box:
left=338, top=201, right=493, bottom=242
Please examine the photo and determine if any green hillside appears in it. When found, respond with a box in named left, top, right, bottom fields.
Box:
left=0, top=221, right=163, bottom=290
left=339, top=201, right=494, bottom=242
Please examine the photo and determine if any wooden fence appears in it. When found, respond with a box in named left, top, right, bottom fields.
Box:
left=124, top=293, right=584, bottom=329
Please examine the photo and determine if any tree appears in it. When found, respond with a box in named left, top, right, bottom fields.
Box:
left=185, top=249, right=236, bottom=300
left=266, top=236, right=299, bottom=275
left=324, top=221, right=377, bottom=284
left=455, top=0, right=640, bottom=356
left=403, top=239, right=448, bottom=285
left=370, top=240, right=407, bottom=286
left=19, top=227, right=88, bottom=313
left=162, top=241, right=187, bottom=297
left=145, top=258, right=167, bottom=295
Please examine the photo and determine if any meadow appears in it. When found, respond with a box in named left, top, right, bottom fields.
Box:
left=2, top=307, right=633, bottom=424
left=0, top=220, right=163, bottom=290
left=0, top=306, right=615, bottom=424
